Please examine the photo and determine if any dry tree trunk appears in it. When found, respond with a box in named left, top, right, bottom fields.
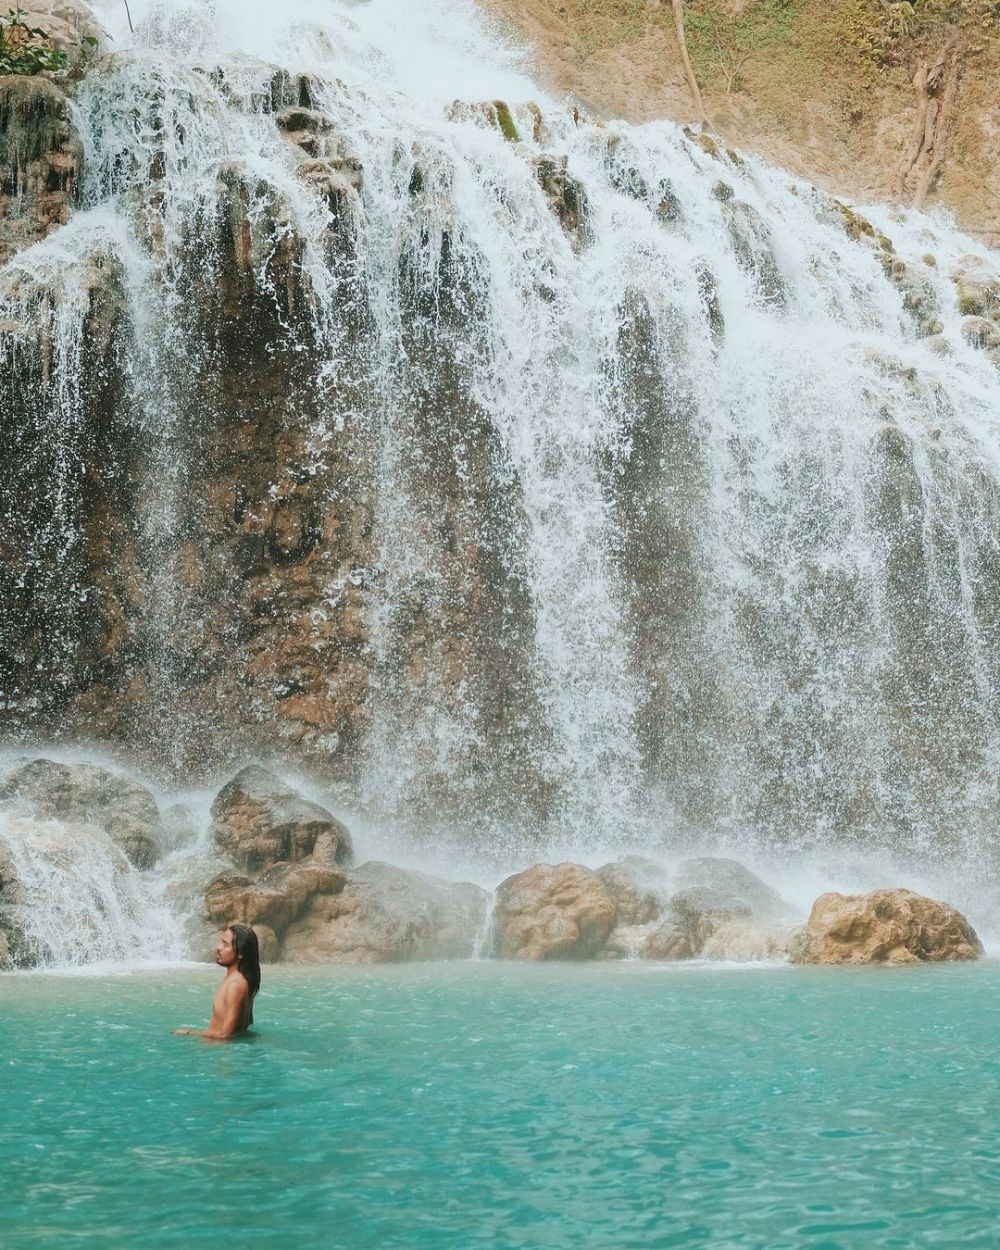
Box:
left=895, top=60, right=930, bottom=199
left=670, top=0, right=708, bottom=125
left=897, top=41, right=962, bottom=209
left=912, top=45, right=961, bottom=209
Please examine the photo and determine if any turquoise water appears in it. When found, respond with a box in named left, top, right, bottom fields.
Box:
left=3, top=961, right=1000, bottom=1249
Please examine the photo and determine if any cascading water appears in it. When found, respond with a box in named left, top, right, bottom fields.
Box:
left=1, top=0, right=998, bottom=927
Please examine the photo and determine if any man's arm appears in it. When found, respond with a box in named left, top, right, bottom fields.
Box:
left=174, top=978, right=248, bottom=1040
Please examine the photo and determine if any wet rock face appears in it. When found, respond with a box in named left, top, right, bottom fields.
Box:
left=204, top=862, right=347, bottom=939
left=281, top=861, right=490, bottom=963
left=0, top=758, right=161, bottom=868
left=595, top=860, right=663, bottom=926
left=791, top=889, right=982, bottom=965
left=492, top=862, right=616, bottom=960
left=532, top=155, right=589, bottom=244
left=0, top=76, right=82, bottom=263
left=673, top=857, right=794, bottom=921
left=210, top=765, right=353, bottom=872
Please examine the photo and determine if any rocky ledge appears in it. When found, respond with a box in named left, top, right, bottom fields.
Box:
left=0, top=755, right=985, bottom=970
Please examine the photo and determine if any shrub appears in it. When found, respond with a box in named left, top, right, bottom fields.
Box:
left=0, top=7, right=71, bottom=76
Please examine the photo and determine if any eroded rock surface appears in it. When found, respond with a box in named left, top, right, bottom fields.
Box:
left=282, top=861, right=490, bottom=963
left=210, top=765, right=353, bottom=871
left=791, top=888, right=982, bottom=965
left=0, top=758, right=161, bottom=868
left=595, top=860, right=664, bottom=926
left=0, top=76, right=82, bottom=263
left=673, top=857, right=795, bottom=921
left=492, top=861, right=615, bottom=960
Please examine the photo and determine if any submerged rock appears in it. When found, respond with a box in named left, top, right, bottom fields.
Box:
left=492, top=862, right=615, bottom=960
left=210, top=765, right=353, bottom=872
left=282, top=861, right=489, bottom=963
left=791, top=889, right=982, bottom=965
left=0, top=759, right=161, bottom=868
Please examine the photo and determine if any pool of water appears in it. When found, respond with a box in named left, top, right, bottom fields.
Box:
left=3, top=960, right=999, bottom=1249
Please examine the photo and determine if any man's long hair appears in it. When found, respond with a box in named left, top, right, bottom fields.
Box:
left=229, top=923, right=261, bottom=999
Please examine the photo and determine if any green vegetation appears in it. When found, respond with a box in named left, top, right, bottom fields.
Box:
left=685, top=0, right=797, bottom=94
left=0, top=7, right=71, bottom=75
left=493, top=100, right=520, bottom=143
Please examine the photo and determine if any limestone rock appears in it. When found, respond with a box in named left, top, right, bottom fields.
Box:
left=252, top=923, right=280, bottom=963
left=700, top=919, right=798, bottom=962
left=596, top=860, right=664, bottom=926
left=0, top=759, right=161, bottom=868
left=640, top=918, right=692, bottom=961
left=0, top=76, right=82, bottom=262
left=0, top=839, right=18, bottom=901
left=668, top=886, right=753, bottom=955
left=721, top=198, right=785, bottom=307
left=953, top=257, right=999, bottom=319
left=492, top=862, right=615, bottom=960
left=210, top=765, right=353, bottom=872
left=282, top=861, right=490, bottom=963
left=9, top=1, right=104, bottom=63
left=0, top=926, right=9, bottom=969
left=601, top=922, right=659, bottom=959
left=674, top=857, right=794, bottom=920
left=204, top=860, right=346, bottom=933
left=532, top=155, right=589, bottom=244
left=791, top=889, right=982, bottom=965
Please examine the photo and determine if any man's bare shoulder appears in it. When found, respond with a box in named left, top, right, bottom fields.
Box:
left=220, top=971, right=250, bottom=1001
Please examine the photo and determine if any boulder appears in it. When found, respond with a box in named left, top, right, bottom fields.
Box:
left=204, top=861, right=346, bottom=935
left=0, top=926, right=9, bottom=969
left=791, top=889, right=982, bottom=965
left=252, top=923, right=280, bottom=963
left=595, top=860, right=664, bottom=926
left=640, top=918, right=692, bottom=961
left=492, top=862, right=615, bottom=960
left=666, top=886, right=753, bottom=956
left=601, top=922, right=659, bottom=960
left=700, top=919, right=798, bottom=962
left=0, top=759, right=161, bottom=868
left=210, top=765, right=352, bottom=872
left=673, top=857, right=794, bottom=920
left=0, top=839, right=18, bottom=901
left=953, top=257, right=999, bottom=319
left=282, top=861, right=490, bottom=963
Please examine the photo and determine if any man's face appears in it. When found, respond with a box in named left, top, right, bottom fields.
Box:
left=215, top=928, right=237, bottom=967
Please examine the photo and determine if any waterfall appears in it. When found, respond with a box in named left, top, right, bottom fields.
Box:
left=0, top=0, right=997, bottom=873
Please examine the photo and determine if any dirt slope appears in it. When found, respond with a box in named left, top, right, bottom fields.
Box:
left=481, top=0, right=1000, bottom=242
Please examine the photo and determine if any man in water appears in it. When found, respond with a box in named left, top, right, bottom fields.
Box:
left=174, top=923, right=261, bottom=1040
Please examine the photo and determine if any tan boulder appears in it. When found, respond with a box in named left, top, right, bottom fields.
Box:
left=640, top=919, right=692, bottom=961
left=595, top=860, right=664, bottom=926
left=0, top=926, right=9, bottom=968
left=210, top=765, right=352, bottom=872
left=282, top=861, right=490, bottom=963
left=492, top=862, right=615, bottom=960
left=204, top=861, right=346, bottom=935
left=791, top=889, right=982, bottom=965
